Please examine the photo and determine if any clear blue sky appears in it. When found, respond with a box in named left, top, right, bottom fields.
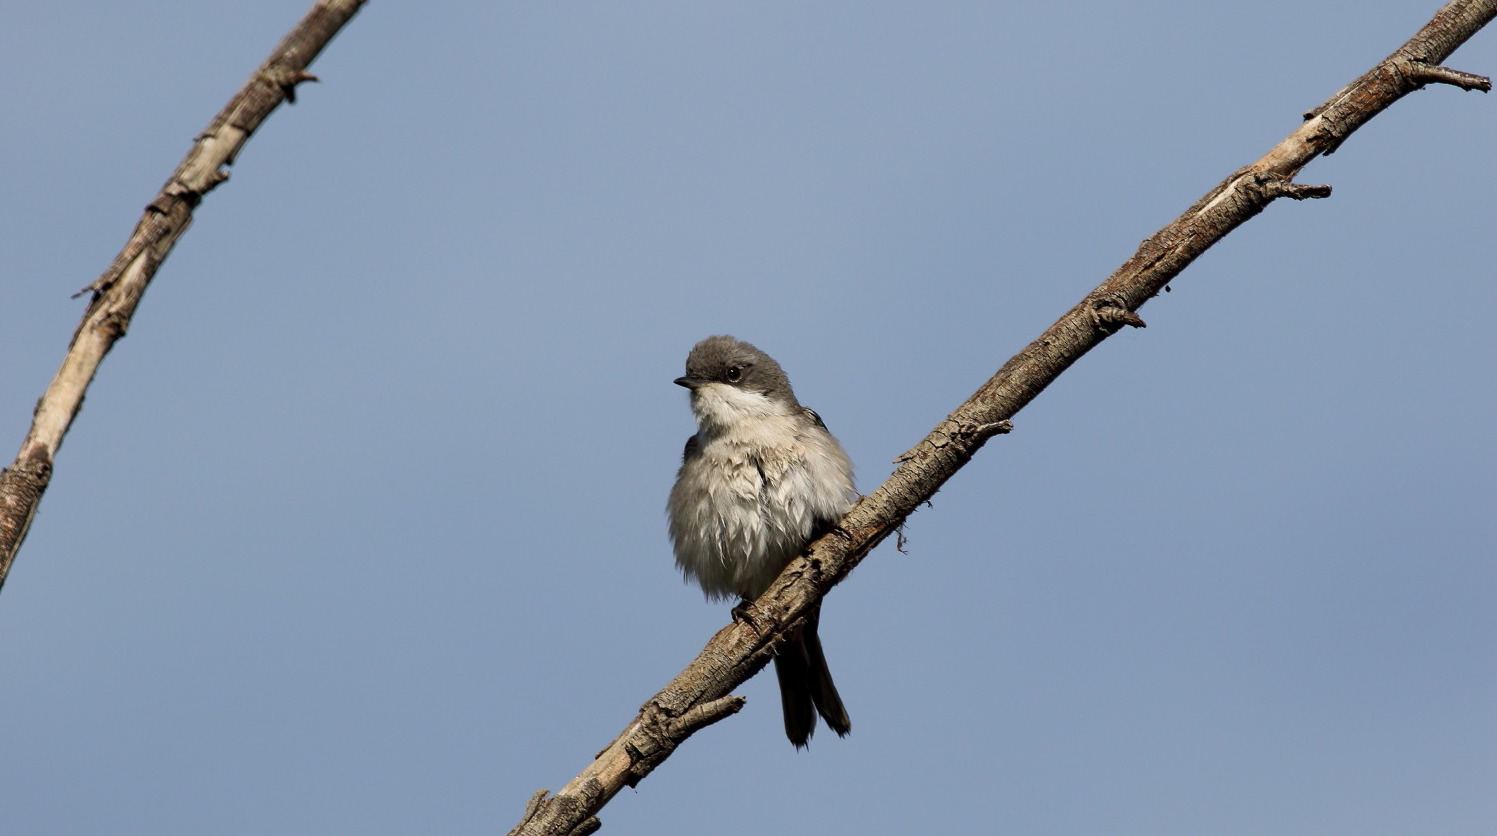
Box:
left=2, top=2, right=1493, bottom=833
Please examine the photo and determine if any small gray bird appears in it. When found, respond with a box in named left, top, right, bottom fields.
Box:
left=667, top=335, right=856, bottom=748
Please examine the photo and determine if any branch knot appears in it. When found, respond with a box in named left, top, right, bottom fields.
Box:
left=1090, top=294, right=1147, bottom=331
left=1255, top=172, right=1332, bottom=201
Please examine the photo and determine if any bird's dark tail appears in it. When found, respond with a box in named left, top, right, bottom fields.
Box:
left=774, top=604, right=851, bottom=748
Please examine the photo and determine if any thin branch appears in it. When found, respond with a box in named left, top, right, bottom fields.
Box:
left=504, top=1, right=1496, bottom=833
left=0, top=0, right=368, bottom=593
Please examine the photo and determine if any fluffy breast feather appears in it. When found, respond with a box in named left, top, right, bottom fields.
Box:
left=668, top=408, right=855, bottom=600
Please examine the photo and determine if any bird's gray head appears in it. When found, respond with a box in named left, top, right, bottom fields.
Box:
left=675, top=336, right=801, bottom=425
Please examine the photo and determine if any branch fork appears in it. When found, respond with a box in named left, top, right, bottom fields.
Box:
left=1400, top=56, right=1492, bottom=91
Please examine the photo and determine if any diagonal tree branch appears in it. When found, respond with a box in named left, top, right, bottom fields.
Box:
left=0, top=0, right=368, bottom=593
left=506, top=1, right=1495, bottom=833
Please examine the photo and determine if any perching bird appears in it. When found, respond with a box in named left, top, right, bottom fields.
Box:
left=667, top=335, right=856, bottom=747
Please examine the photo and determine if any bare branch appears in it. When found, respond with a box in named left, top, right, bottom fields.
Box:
left=0, top=0, right=368, bottom=593
left=504, top=2, right=1496, bottom=833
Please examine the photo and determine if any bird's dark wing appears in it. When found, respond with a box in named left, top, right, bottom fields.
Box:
left=801, top=406, right=830, bottom=433
left=681, top=433, right=701, bottom=463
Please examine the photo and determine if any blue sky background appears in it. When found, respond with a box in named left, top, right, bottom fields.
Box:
left=2, top=2, right=1493, bottom=833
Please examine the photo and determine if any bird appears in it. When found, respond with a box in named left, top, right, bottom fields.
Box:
left=666, top=335, right=856, bottom=748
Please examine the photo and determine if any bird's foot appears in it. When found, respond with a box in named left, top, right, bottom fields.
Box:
left=730, top=599, right=770, bottom=636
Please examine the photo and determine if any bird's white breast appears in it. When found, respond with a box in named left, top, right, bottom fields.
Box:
left=668, top=383, right=855, bottom=600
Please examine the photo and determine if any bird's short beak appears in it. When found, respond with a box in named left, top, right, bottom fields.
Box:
left=674, top=375, right=707, bottom=389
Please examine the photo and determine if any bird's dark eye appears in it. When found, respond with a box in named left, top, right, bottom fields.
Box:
left=725, top=365, right=743, bottom=383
